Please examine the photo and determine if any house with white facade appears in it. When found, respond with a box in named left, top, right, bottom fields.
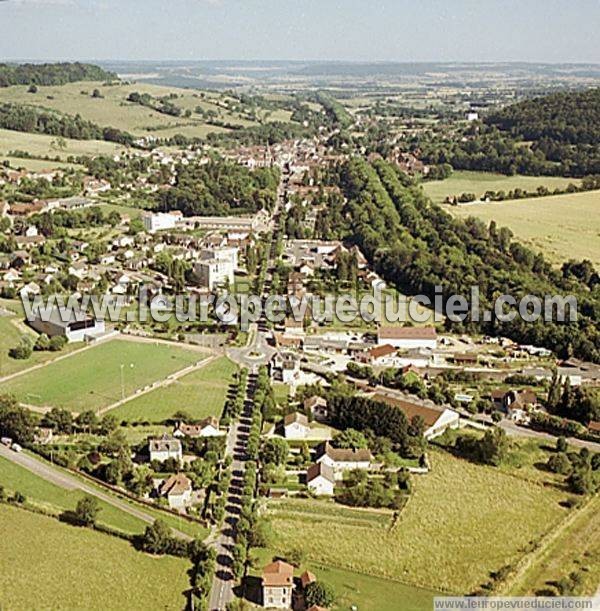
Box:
left=306, top=462, right=335, bottom=496
left=157, top=473, right=193, bottom=509
left=283, top=412, right=310, bottom=440
left=315, top=442, right=373, bottom=480
left=173, top=417, right=221, bottom=438
left=149, top=436, right=183, bottom=463
left=262, top=560, right=294, bottom=609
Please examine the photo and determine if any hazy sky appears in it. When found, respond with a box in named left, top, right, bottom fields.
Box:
left=0, top=0, right=599, bottom=63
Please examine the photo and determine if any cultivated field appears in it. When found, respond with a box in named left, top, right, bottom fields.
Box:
left=1, top=338, right=203, bottom=412
left=0, top=127, right=125, bottom=162
left=0, top=504, right=190, bottom=611
left=109, top=356, right=237, bottom=422
left=508, top=495, right=600, bottom=597
left=0, top=81, right=292, bottom=140
left=267, top=450, right=569, bottom=594
left=450, top=190, right=600, bottom=268
left=423, top=170, right=581, bottom=205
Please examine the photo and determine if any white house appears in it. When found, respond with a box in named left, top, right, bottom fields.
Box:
left=283, top=412, right=310, bottom=440
left=142, top=211, right=182, bottom=234
left=377, top=326, right=438, bottom=350
left=173, top=417, right=221, bottom=438
left=306, top=462, right=335, bottom=496
left=262, top=560, right=294, bottom=609
left=316, top=442, right=373, bottom=480
left=158, top=473, right=192, bottom=509
left=149, top=436, right=183, bottom=463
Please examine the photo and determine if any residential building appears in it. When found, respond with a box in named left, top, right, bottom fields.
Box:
left=173, top=417, right=221, bottom=438
left=194, top=247, right=238, bottom=290
left=158, top=473, right=193, bottom=509
left=149, top=436, right=183, bottom=463
left=372, top=394, right=460, bottom=439
left=283, top=412, right=310, bottom=440
left=306, top=463, right=335, bottom=496
left=315, top=442, right=372, bottom=480
left=262, top=560, right=294, bottom=609
left=304, top=396, right=328, bottom=422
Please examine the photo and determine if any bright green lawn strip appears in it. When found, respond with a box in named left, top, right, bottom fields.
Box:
left=1, top=338, right=203, bottom=412
left=109, top=356, right=237, bottom=422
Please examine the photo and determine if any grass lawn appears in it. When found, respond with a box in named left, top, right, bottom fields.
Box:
left=423, top=170, right=580, bottom=205
left=0, top=504, right=190, bottom=611
left=0, top=453, right=206, bottom=539
left=2, top=338, right=203, bottom=412
left=449, top=189, right=600, bottom=268
left=266, top=450, right=569, bottom=593
left=109, top=356, right=237, bottom=422
left=0, top=315, right=82, bottom=378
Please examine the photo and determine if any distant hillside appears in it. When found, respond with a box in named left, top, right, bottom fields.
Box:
left=0, top=62, right=117, bottom=88
left=486, top=88, right=600, bottom=146
left=422, top=87, right=600, bottom=177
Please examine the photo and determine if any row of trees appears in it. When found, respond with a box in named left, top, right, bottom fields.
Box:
left=0, top=102, right=133, bottom=145
left=318, top=158, right=599, bottom=363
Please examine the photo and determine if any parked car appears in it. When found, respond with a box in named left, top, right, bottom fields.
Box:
left=1, top=437, right=13, bottom=447
left=11, top=443, right=23, bottom=453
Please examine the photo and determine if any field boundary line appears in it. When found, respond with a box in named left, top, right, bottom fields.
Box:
left=97, top=353, right=218, bottom=415
left=498, top=494, right=598, bottom=595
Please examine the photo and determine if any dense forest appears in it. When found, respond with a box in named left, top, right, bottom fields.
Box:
left=0, top=103, right=133, bottom=145
left=157, top=160, right=280, bottom=216
left=420, top=88, right=600, bottom=177
left=315, top=158, right=600, bottom=362
left=0, top=62, right=116, bottom=87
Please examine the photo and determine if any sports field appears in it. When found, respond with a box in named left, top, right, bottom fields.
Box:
left=0, top=504, right=190, bottom=611
left=109, top=356, right=237, bottom=422
left=1, top=338, right=204, bottom=412
left=450, top=189, right=600, bottom=268
left=267, top=450, right=568, bottom=594
left=423, top=170, right=581, bottom=205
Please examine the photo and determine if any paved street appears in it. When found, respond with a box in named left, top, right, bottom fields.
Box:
left=0, top=443, right=192, bottom=540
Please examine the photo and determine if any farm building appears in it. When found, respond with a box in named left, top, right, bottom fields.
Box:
left=377, top=326, right=437, bottom=350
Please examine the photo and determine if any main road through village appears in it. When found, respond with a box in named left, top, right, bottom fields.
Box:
left=208, top=169, right=287, bottom=610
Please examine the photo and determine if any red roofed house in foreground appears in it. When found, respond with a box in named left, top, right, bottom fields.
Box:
left=377, top=326, right=438, bottom=350
left=262, top=560, right=294, bottom=608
